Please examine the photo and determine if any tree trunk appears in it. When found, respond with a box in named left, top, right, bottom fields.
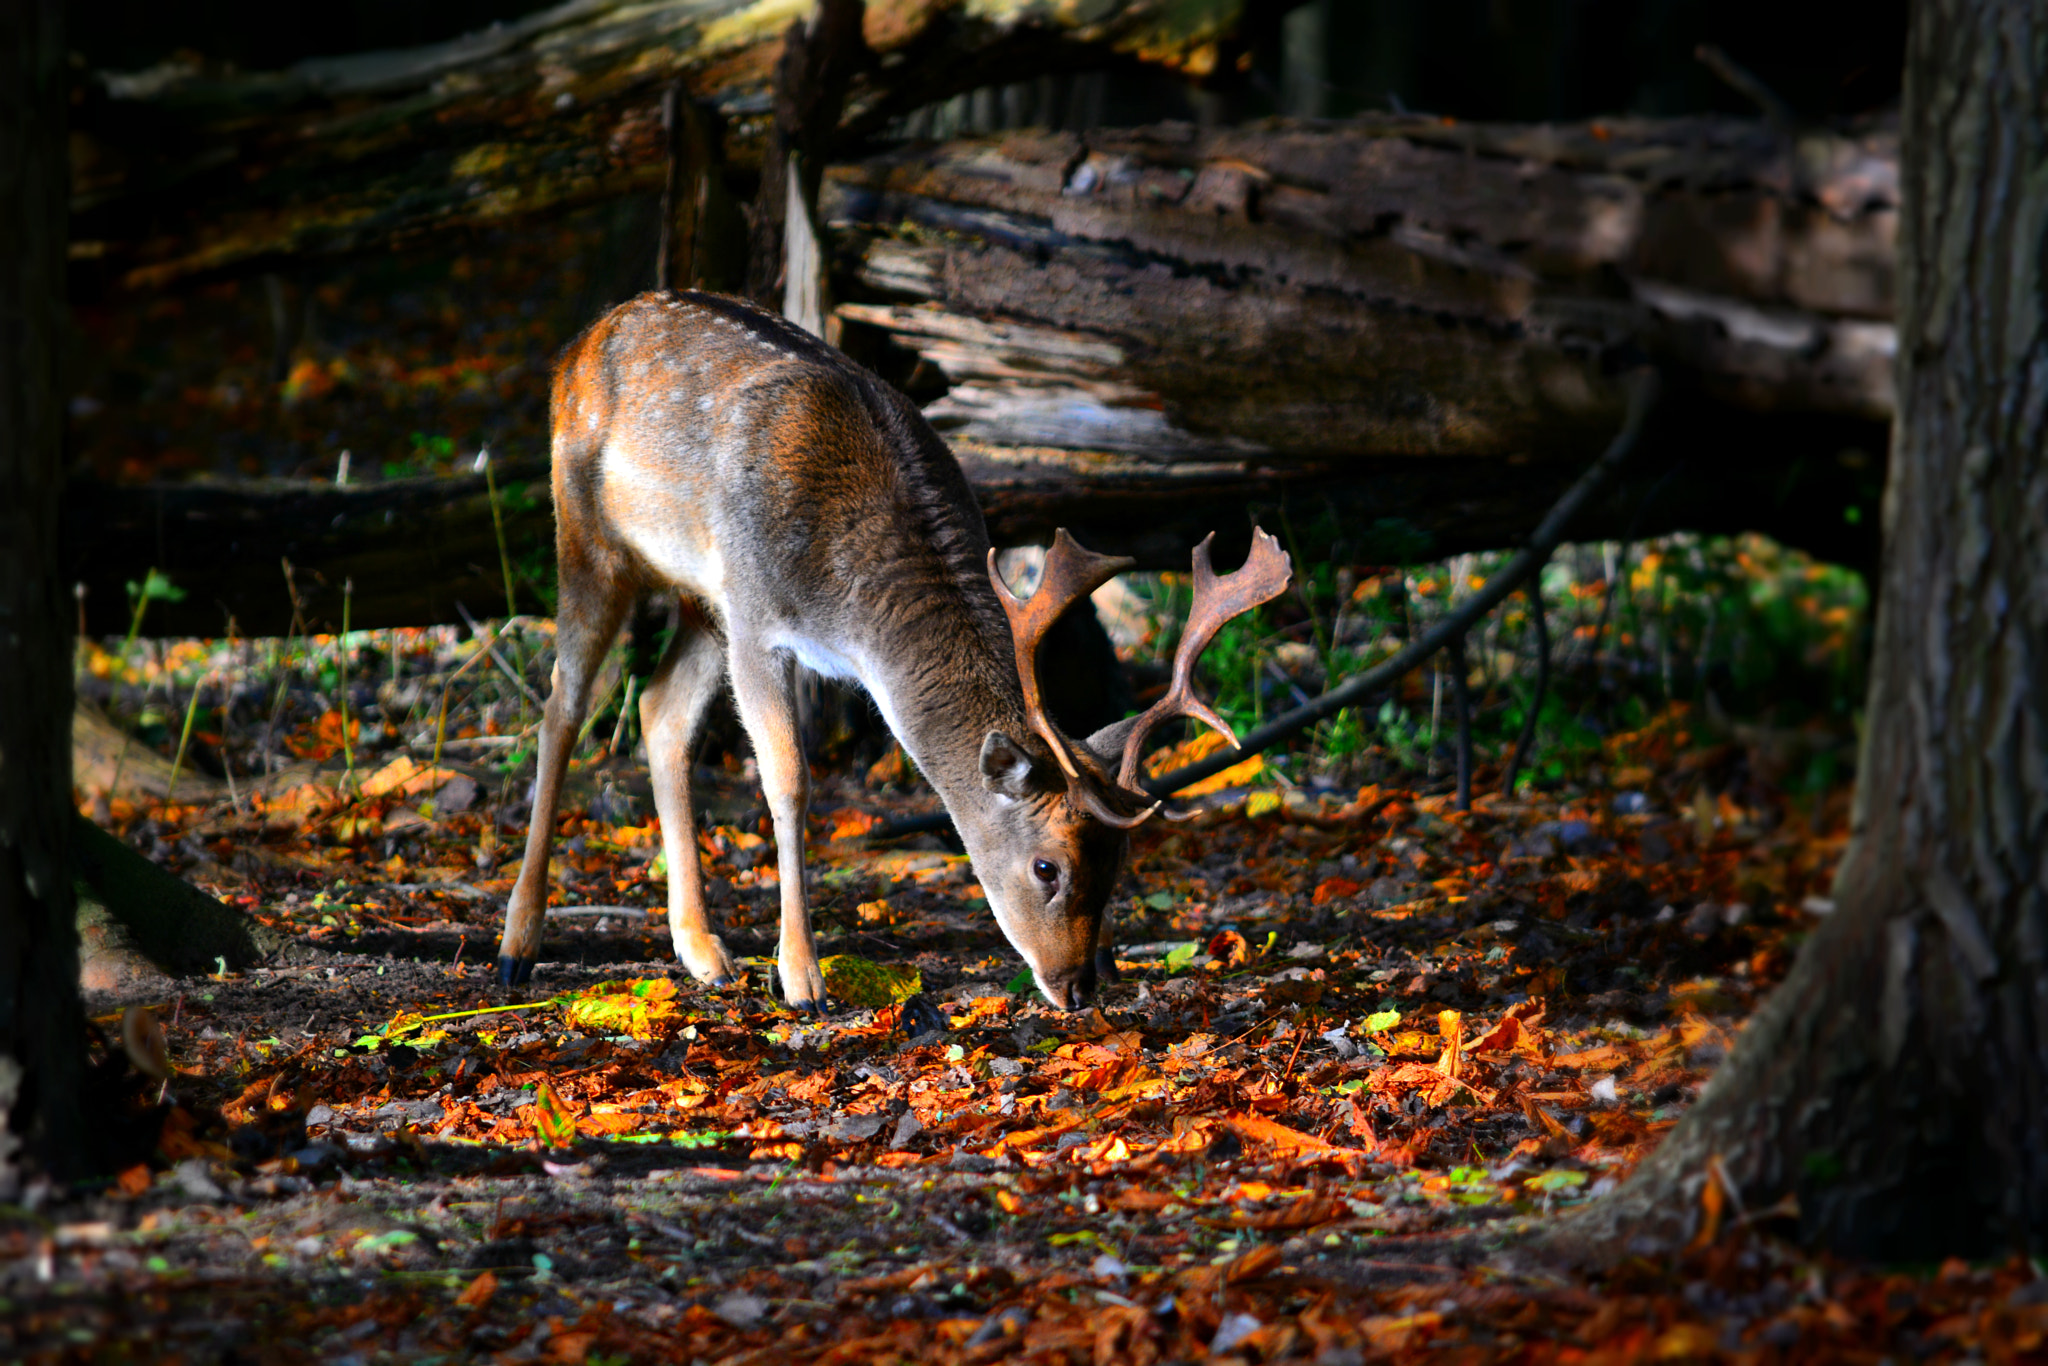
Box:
left=71, top=815, right=286, bottom=992
left=1561, top=0, right=2048, bottom=1261
left=0, top=0, right=89, bottom=1185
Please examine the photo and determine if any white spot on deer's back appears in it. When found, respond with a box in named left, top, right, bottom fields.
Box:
left=697, top=395, right=714, bottom=411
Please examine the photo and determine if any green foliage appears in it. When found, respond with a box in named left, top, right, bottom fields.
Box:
left=1121, top=530, right=1868, bottom=790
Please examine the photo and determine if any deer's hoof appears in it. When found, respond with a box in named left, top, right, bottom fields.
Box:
left=708, top=975, right=736, bottom=990
left=1095, top=947, right=1122, bottom=985
left=497, top=956, right=535, bottom=986
left=787, top=996, right=830, bottom=1018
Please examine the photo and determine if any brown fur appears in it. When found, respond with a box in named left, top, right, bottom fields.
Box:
left=495, top=291, right=1129, bottom=1009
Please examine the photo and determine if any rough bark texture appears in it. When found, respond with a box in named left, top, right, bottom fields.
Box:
left=1560, top=0, right=2048, bottom=1260
left=0, top=0, right=89, bottom=1182
left=67, top=0, right=1244, bottom=292
left=61, top=110, right=1908, bottom=636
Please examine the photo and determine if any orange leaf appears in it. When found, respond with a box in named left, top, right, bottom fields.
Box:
left=1225, top=1244, right=1286, bottom=1282
left=1312, top=876, right=1362, bottom=906
left=825, top=808, right=885, bottom=842
left=456, top=1270, right=499, bottom=1308
left=1237, top=1193, right=1350, bottom=1232
left=1471, top=1015, right=1520, bottom=1053
left=1689, top=1162, right=1726, bottom=1251
left=115, top=1163, right=152, bottom=1197
left=1219, top=1113, right=1351, bottom=1156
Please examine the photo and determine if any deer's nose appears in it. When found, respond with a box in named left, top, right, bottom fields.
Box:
left=1040, top=960, right=1098, bottom=1011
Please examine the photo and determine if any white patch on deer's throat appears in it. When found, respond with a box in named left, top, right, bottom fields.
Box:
left=697, top=396, right=714, bottom=411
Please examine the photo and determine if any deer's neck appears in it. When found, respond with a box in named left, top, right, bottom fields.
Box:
left=850, top=575, right=1026, bottom=810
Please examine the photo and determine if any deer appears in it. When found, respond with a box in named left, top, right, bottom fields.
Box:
left=493, top=290, right=1290, bottom=1011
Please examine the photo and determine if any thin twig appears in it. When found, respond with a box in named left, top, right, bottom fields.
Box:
left=1503, top=571, right=1551, bottom=795
left=1448, top=636, right=1472, bottom=812
left=1148, top=366, right=1659, bottom=798
left=1694, top=44, right=1795, bottom=136
left=455, top=603, right=544, bottom=708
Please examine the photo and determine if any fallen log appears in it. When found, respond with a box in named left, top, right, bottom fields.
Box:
left=61, top=398, right=1881, bottom=639
left=60, top=111, right=1897, bottom=635
left=68, top=0, right=1244, bottom=292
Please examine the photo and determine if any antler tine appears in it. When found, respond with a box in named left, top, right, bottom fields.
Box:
left=1114, top=528, right=1293, bottom=790
left=987, top=529, right=1135, bottom=779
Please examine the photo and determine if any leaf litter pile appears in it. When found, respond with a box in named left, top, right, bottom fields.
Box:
left=22, top=611, right=2048, bottom=1365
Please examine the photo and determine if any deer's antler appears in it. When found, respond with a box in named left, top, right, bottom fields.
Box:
left=987, top=529, right=1134, bottom=782
left=1112, top=529, right=1292, bottom=789
left=990, top=527, right=1292, bottom=829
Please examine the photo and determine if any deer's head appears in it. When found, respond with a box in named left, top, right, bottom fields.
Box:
left=963, top=528, right=1292, bottom=1009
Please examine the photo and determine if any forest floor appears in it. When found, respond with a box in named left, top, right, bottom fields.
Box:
left=27, top=193, right=2036, bottom=1364
left=12, top=695, right=2048, bottom=1364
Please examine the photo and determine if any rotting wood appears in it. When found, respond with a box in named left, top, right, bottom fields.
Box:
left=67, top=0, right=1247, bottom=293
left=61, top=109, right=1904, bottom=634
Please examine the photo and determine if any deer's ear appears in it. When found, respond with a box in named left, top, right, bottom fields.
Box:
left=980, top=731, right=1048, bottom=799
left=1082, top=715, right=1142, bottom=767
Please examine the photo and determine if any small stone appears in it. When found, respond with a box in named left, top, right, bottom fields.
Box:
left=173, top=1159, right=226, bottom=1202
left=827, top=1113, right=887, bottom=1142
left=890, top=1112, right=925, bottom=1150
left=713, top=1292, right=768, bottom=1329
left=1210, top=1312, right=1263, bottom=1355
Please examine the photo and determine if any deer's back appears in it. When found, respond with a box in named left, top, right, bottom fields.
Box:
left=552, top=291, right=1008, bottom=681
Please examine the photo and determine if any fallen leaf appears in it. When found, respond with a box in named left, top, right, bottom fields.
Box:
left=820, top=955, right=921, bottom=1008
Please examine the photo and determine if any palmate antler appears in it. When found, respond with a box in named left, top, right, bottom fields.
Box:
left=988, top=528, right=1293, bottom=828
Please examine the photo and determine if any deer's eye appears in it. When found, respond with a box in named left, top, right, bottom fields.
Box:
left=1031, top=858, right=1060, bottom=886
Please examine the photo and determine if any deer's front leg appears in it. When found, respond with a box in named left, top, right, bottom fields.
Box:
left=497, top=572, right=630, bottom=985
left=640, top=620, right=737, bottom=988
left=726, top=641, right=825, bottom=1014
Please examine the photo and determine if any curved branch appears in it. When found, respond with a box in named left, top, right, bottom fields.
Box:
left=1145, top=366, right=1661, bottom=799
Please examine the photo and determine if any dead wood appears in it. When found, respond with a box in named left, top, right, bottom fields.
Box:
left=68, top=0, right=1244, bottom=293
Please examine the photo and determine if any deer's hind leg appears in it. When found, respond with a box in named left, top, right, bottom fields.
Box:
left=496, top=550, right=632, bottom=985
left=639, top=608, right=737, bottom=987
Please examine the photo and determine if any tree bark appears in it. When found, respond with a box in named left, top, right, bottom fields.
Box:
left=0, top=0, right=90, bottom=1184
left=67, top=0, right=1245, bottom=293
left=1558, top=0, right=2048, bottom=1261
left=59, top=111, right=1909, bottom=636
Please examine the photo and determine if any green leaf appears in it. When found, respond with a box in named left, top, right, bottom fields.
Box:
left=1162, top=942, right=1199, bottom=973
left=1524, top=1170, right=1588, bottom=1194
left=125, top=568, right=187, bottom=604
left=1006, top=968, right=1035, bottom=994
left=820, top=955, right=921, bottom=1008
left=1363, top=1010, right=1402, bottom=1034
left=1143, top=891, right=1175, bottom=911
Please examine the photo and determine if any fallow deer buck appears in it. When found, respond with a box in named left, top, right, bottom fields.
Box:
left=494, top=290, right=1290, bottom=1010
